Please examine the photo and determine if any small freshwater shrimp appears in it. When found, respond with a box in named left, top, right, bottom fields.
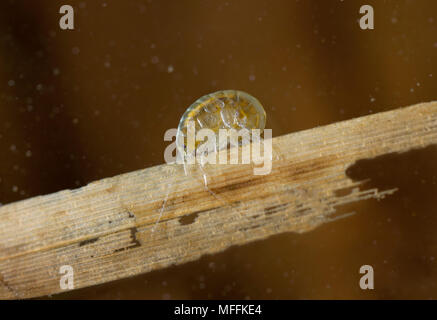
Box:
left=153, top=90, right=267, bottom=231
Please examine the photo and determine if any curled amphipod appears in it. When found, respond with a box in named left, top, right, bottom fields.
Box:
left=154, top=91, right=266, bottom=231
left=176, top=90, right=266, bottom=159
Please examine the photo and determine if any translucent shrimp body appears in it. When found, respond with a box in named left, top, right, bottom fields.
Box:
left=176, top=90, right=266, bottom=162
left=154, top=90, right=266, bottom=232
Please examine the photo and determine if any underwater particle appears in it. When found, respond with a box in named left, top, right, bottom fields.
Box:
left=249, top=74, right=256, bottom=81
left=53, top=68, right=60, bottom=76
left=25, top=150, right=32, bottom=157
left=7, top=80, right=15, bottom=87
left=72, top=47, right=80, bottom=55
left=12, top=186, right=18, bottom=192
left=151, top=56, right=159, bottom=64
left=167, top=65, right=174, bottom=73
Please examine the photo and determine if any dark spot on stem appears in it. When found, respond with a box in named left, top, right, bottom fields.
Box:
left=264, top=203, right=289, bottom=215
left=114, top=227, right=141, bottom=253
left=79, top=237, right=99, bottom=247
left=127, top=211, right=135, bottom=218
left=178, top=207, right=221, bottom=225
left=179, top=212, right=199, bottom=225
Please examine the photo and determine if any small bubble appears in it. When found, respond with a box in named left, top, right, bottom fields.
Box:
left=8, top=80, right=15, bottom=87
left=12, top=186, right=18, bottom=192
left=72, top=47, right=80, bottom=55
left=167, top=65, right=174, bottom=73
left=53, top=68, right=60, bottom=76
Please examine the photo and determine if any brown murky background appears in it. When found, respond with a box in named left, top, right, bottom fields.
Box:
left=0, top=0, right=436, bottom=299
